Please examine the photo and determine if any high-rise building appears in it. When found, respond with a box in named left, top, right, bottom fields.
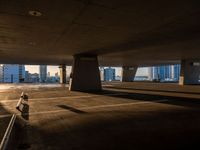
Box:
left=0, top=64, right=25, bottom=83
left=104, top=67, right=115, bottom=81
left=150, top=64, right=181, bottom=81
left=173, top=64, right=181, bottom=80
left=39, top=65, right=47, bottom=82
left=19, top=65, right=25, bottom=82
left=159, top=65, right=171, bottom=80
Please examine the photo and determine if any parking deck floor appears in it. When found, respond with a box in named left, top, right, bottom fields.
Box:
left=0, top=82, right=200, bottom=150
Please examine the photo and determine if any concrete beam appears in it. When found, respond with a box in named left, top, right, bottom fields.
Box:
left=121, top=66, right=138, bottom=82
left=59, top=65, right=66, bottom=84
left=69, top=54, right=102, bottom=91
left=179, top=59, right=200, bottom=85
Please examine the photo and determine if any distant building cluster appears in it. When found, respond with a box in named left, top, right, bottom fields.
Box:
left=101, top=65, right=181, bottom=82
left=25, top=71, right=39, bottom=83
left=25, top=65, right=59, bottom=83
left=46, top=72, right=60, bottom=83
left=0, top=64, right=181, bottom=83
left=0, top=64, right=60, bottom=83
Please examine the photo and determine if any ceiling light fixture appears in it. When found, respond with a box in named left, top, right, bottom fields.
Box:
left=28, top=10, right=42, bottom=17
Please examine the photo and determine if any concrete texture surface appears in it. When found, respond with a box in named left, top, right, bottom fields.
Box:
left=70, top=55, right=101, bottom=91
left=0, top=1, right=200, bottom=65
left=179, top=59, right=200, bottom=85
left=0, top=83, right=200, bottom=149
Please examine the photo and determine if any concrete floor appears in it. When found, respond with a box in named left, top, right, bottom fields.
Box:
left=0, top=82, right=200, bottom=150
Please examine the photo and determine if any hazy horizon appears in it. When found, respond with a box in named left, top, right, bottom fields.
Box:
left=25, top=65, right=60, bottom=76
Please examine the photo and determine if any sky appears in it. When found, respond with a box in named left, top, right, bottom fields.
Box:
left=25, top=65, right=60, bottom=76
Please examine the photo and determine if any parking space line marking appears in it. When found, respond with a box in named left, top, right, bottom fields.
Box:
left=0, top=99, right=168, bottom=118
left=81, top=99, right=169, bottom=110
left=0, top=114, right=12, bottom=118
left=0, top=93, right=128, bottom=103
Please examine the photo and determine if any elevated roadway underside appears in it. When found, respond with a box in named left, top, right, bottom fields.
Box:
left=0, top=0, right=200, bottom=66
left=1, top=83, right=200, bottom=149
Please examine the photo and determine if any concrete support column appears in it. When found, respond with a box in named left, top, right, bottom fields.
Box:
left=179, top=59, right=200, bottom=85
left=69, top=54, right=102, bottom=91
left=121, top=66, right=138, bottom=82
left=59, top=64, right=66, bottom=84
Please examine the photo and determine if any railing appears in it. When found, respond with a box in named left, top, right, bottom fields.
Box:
left=0, top=92, right=29, bottom=150
left=0, top=114, right=16, bottom=150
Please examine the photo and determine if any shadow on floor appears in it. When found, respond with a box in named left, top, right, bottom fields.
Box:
left=86, top=89, right=200, bottom=109
left=57, top=105, right=86, bottom=114
left=17, top=105, right=200, bottom=150
left=107, top=86, right=200, bottom=95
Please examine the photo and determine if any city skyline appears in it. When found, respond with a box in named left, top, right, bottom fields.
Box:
left=0, top=65, right=174, bottom=78
left=0, top=64, right=181, bottom=83
left=26, top=66, right=149, bottom=77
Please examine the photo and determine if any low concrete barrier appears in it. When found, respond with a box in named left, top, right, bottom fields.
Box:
left=16, top=92, right=28, bottom=112
left=16, top=92, right=29, bottom=121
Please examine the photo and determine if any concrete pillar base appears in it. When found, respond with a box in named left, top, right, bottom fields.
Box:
left=121, top=66, right=138, bottom=82
left=69, top=54, right=102, bottom=91
left=179, top=59, right=200, bottom=85
left=59, top=65, right=66, bottom=84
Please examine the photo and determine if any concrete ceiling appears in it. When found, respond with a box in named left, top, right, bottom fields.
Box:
left=0, top=0, right=200, bottom=66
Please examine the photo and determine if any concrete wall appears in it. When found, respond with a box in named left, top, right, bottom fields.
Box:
left=179, top=59, right=200, bottom=85
left=121, top=66, right=137, bottom=82
left=69, top=55, right=102, bottom=91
